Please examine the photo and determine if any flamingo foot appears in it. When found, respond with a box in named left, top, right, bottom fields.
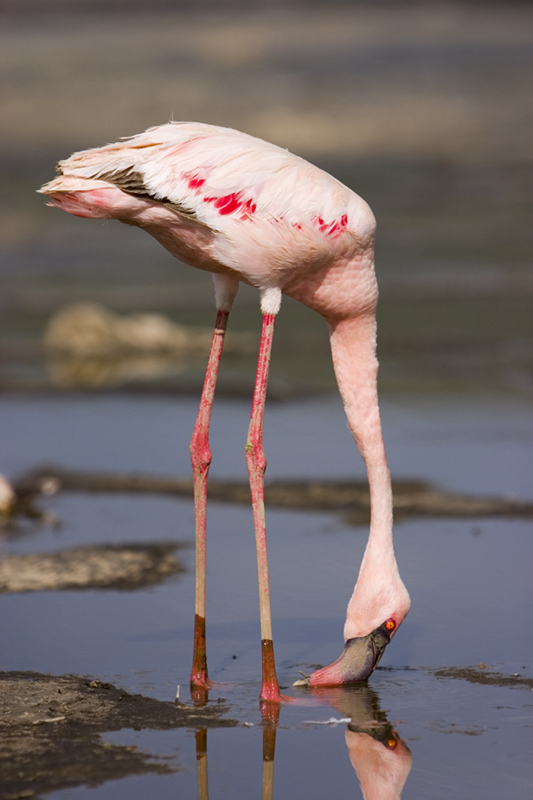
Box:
left=293, top=622, right=392, bottom=688
left=190, top=673, right=213, bottom=690
left=257, top=639, right=300, bottom=705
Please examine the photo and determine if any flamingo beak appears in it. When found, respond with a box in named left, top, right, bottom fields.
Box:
left=294, top=622, right=393, bottom=687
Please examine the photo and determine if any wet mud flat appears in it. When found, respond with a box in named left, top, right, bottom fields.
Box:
left=2, top=665, right=532, bottom=800
left=0, top=671, right=237, bottom=800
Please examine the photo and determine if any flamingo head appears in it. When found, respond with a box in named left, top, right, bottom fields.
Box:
left=294, top=551, right=411, bottom=688
left=293, top=617, right=399, bottom=688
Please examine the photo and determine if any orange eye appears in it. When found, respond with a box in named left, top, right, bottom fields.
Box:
left=385, top=618, right=396, bottom=632
left=386, top=737, right=398, bottom=750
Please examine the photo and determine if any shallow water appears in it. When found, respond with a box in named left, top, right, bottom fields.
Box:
left=2, top=392, right=532, bottom=798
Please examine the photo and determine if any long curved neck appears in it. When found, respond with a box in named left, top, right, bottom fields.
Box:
left=327, top=314, right=393, bottom=541
left=327, top=314, right=402, bottom=639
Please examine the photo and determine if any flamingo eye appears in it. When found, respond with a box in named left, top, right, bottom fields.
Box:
left=385, top=618, right=396, bottom=632
left=386, top=737, right=398, bottom=750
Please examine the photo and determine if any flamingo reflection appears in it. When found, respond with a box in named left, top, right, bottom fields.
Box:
left=191, top=685, right=410, bottom=799
left=330, top=686, right=412, bottom=800
left=303, top=686, right=411, bottom=799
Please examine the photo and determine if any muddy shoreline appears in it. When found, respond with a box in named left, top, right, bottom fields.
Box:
left=2, top=665, right=531, bottom=799
left=0, top=671, right=237, bottom=800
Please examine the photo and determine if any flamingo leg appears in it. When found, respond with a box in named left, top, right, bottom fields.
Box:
left=245, top=312, right=281, bottom=702
left=189, top=309, right=229, bottom=690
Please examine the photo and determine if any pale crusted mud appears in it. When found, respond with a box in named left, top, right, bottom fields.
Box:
left=0, top=542, right=187, bottom=593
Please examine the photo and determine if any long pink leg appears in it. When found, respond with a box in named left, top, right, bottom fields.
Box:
left=245, top=312, right=281, bottom=702
left=189, top=309, right=229, bottom=690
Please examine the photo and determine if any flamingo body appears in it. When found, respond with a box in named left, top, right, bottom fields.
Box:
left=41, top=123, right=377, bottom=317
left=39, top=122, right=410, bottom=693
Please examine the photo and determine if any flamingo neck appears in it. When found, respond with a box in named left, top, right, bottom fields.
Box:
left=327, top=315, right=407, bottom=639
left=327, top=314, right=392, bottom=536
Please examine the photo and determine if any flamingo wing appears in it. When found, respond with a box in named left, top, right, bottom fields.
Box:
left=49, top=122, right=358, bottom=234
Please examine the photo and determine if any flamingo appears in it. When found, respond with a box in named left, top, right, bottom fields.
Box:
left=39, top=122, right=410, bottom=702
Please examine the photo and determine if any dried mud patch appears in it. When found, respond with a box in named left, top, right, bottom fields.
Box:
left=0, top=542, right=188, bottom=593
left=433, top=666, right=533, bottom=690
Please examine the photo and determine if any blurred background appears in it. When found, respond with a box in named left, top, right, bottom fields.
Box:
left=2, top=0, right=532, bottom=397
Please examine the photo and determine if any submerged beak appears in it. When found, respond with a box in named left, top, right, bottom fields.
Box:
left=294, top=622, right=392, bottom=687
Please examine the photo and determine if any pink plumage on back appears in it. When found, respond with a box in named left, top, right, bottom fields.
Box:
left=41, top=123, right=376, bottom=303
left=48, top=122, right=357, bottom=223
left=40, top=121, right=409, bottom=697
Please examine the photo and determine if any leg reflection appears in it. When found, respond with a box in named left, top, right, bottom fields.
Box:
left=261, top=701, right=280, bottom=800
left=192, top=698, right=281, bottom=800
left=195, top=729, right=208, bottom=800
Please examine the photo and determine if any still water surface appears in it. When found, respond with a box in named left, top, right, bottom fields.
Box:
left=2, top=393, right=532, bottom=798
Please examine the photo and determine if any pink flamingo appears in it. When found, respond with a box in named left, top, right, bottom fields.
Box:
left=39, top=122, right=410, bottom=702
